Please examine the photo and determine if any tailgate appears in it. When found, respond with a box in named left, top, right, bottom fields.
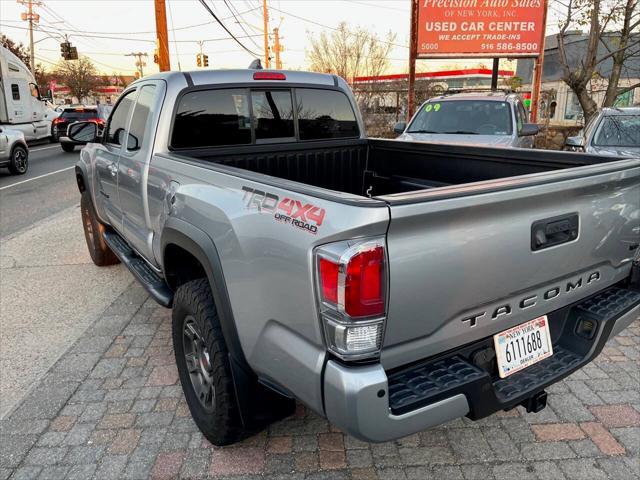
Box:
left=380, top=160, right=640, bottom=370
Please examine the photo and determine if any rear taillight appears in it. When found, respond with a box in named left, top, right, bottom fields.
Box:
left=52, top=117, right=63, bottom=124
left=315, top=237, right=387, bottom=360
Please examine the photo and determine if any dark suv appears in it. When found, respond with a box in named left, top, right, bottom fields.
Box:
left=51, top=106, right=104, bottom=144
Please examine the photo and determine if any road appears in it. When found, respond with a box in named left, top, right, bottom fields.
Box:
left=0, top=143, right=80, bottom=238
left=0, top=142, right=131, bottom=419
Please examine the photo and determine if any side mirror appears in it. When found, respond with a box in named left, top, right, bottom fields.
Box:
left=520, top=123, right=539, bottom=136
left=126, top=133, right=140, bottom=151
left=565, top=136, right=585, bottom=151
left=393, top=122, right=406, bottom=134
left=68, top=121, right=99, bottom=143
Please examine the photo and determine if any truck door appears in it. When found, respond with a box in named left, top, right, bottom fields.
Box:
left=94, top=89, right=136, bottom=228
left=117, top=81, right=164, bottom=263
left=28, top=83, right=49, bottom=139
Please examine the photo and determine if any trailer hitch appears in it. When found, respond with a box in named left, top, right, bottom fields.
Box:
left=521, top=390, right=547, bottom=413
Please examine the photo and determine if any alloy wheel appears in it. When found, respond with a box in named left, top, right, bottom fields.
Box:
left=13, top=149, right=27, bottom=173
left=183, top=315, right=215, bottom=411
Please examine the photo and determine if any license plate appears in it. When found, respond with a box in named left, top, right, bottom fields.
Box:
left=494, top=315, right=553, bottom=378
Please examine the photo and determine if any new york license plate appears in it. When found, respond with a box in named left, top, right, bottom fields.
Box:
left=494, top=316, right=553, bottom=378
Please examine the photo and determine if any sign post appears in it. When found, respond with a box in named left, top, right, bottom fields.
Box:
left=407, top=0, right=419, bottom=120
left=407, top=0, right=548, bottom=120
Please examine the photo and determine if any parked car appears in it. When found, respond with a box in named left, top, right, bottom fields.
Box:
left=565, top=107, right=640, bottom=156
left=394, top=91, right=539, bottom=148
left=52, top=106, right=104, bottom=148
left=71, top=69, right=640, bottom=446
left=0, top=126, right=29, bottom=175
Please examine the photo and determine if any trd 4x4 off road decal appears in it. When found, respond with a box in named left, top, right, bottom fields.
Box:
left=241, top=186, right=326, bottom=234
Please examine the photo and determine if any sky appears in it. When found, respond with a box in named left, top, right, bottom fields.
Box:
left=0, top=0, right=565, bottom=77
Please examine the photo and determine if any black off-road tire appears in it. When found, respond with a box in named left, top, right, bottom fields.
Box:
left=80, top=191, right=120, bottom=266
left=8, top=145, right=28, bottom=175
left=61, top=142, right=75, bottom=152
left=172, top=278, right=244, bottom=446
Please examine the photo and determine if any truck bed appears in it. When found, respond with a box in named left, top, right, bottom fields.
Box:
left=178, top=138, right=628, bottom=198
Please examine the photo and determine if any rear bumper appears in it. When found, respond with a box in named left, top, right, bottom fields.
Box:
left=323, top=280, right=640, bottom=443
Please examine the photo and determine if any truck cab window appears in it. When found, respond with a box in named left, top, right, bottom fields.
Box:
left=106, top=91, right=136, bottom=146
left=127, top=85, right=156, bottom=151
left=11, top=84, right=20, bottom=101
left=251, top=90, right=294, bottom=140
left=172, top=89, right=251, bottom=148
left=296, top=89, right=359, bottom=140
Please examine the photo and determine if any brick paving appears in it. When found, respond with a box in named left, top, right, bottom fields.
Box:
left=1, top=283, right=638, bottom=480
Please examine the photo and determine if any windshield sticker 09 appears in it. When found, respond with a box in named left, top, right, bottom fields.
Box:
left=424, top=103, right=441, bottom=112
left=241, top=186, right=326, bottom=235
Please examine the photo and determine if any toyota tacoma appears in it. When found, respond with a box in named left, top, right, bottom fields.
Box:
left=72, top=69, right=640, bottom=445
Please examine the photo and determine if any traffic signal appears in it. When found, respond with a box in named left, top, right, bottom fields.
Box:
left=202, top=54, right=209, bottom=67
left=60, top=42, right=70, bottom=59
left=60, top=42, right=78, bottom=60
left=196, top=54, right=202, bottom=67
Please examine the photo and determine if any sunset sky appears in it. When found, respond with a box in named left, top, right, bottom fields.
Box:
left=0, top=0, right=564, bottom=76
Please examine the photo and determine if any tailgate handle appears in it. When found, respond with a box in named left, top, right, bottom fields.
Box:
left=531, top=213, right=579, bottom=251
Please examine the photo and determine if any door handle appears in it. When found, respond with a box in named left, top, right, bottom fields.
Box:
left=531, top=213, right=579, bottom=251
left=108, top=163, right=117, bottom=177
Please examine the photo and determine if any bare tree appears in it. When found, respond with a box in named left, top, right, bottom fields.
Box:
left=307, top=23, right=396, bottom=109
left=556, top=0, right=640, bottom=124
left=54, top=57, right=99, bottom=103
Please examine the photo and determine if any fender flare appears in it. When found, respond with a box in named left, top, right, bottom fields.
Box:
left=75, top=161, right=89, bottom=194
left=160, top=217, right=248, bottom=369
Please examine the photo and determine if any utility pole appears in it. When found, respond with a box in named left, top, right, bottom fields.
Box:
left=17, top=0, right=41, bottom=73
left=530, top=0, right=549, bottom=123
left=407, top=0, right=418, bottom=120
left=126, top=52, right=148, bottom=78
left=262, top=0, right=270, bottom=68
left=273, top=27, right=283, bottom=69
left=154, top=0, right=171, bottom=71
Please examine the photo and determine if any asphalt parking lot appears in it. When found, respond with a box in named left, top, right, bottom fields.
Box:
left=0, top=149, right=638, bottom=480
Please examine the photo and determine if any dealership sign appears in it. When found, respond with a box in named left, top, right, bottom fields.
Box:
left=417, top=0, right=546, bottom=57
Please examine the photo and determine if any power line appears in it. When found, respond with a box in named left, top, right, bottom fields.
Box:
left=269, top=6, right=408, bottom=49
left=28, top=5, right=263, bottom=36
left=1, top=23, right=263, bottom=44
left=222, top=0, right=263, bottom=51
left=346, top=0, right=408, bottom=12
left=167, top=0, right=182, bottom=71
left=196, top=0, right=261, bottom=57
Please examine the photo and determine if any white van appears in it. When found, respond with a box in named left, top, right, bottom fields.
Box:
left=0, top=45, right=52, bottom=142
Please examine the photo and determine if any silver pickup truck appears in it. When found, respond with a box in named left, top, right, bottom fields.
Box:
left=71, top=69, right=640, bottom=446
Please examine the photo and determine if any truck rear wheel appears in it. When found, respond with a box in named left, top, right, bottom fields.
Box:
left=80, top=191, right=120, bottom=266
left=61, top=143, right=75, bottom=152
left=172, top=278, right=244, bottom=446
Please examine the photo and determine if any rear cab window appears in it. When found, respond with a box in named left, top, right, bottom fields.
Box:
left=61, top=109, right=99, bottom=121
left=170, top=86, right=358, bottom=149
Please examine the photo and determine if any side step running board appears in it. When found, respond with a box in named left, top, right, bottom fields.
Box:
left=103, top=230, right=174, bottom=307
